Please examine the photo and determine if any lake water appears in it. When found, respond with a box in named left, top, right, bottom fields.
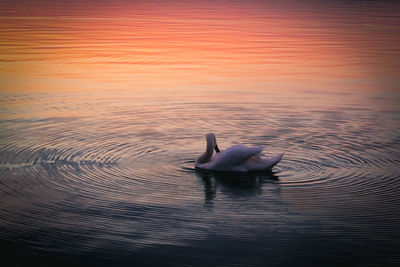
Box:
left=1, top=0, right=400, bottom=266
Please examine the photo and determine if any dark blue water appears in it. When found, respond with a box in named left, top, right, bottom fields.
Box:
left=1, top=90, right=400, bottom=266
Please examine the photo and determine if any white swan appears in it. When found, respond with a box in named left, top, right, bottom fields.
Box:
left=195, top=133, right=283, bottom=172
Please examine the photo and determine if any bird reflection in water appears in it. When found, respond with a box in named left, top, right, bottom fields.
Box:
left=196, top=170, right=279, bottom=206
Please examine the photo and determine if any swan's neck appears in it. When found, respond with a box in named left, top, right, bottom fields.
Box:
left=197, top=142, right=214, bottom=164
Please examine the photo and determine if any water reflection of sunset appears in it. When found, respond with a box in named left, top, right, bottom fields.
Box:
left=1, top=2, right=400, bottom=266
left=0, top=0, right=399, bottom=93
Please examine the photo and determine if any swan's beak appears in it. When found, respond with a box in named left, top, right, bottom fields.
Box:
left=215, top=145, right=220, bottom=153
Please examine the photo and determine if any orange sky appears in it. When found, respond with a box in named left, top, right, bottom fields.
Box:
left=0, top=0, right=399, bottom=93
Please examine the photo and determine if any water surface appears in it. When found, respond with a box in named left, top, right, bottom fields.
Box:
left=1, top=0, right=400, bottom=266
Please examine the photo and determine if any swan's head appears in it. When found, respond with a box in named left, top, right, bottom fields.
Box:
left=205, top=133, right=220, bottom=153
left=196, top=133, right=220, bottom=165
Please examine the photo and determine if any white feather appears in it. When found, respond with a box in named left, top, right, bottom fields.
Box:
left=195, top=133, right=283, bottom=172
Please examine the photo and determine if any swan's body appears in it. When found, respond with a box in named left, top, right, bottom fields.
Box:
left=195, top=133, right=283, bottom=172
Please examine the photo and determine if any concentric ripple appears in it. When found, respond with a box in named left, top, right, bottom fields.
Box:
left=1, top=90, right=400, bottom=265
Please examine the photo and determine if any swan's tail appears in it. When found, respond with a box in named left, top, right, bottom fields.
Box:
left=246, top=153, right=283, bottom=171
left=264, top=153, right=283, bottom=169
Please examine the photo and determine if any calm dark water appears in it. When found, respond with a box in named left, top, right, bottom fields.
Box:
left=1, top=90, right=400, bottom=266
left=1, top=0, right=400, bottom=266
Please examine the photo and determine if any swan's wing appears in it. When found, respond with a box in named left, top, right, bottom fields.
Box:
left=212, top=145, right=263, bottom=168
